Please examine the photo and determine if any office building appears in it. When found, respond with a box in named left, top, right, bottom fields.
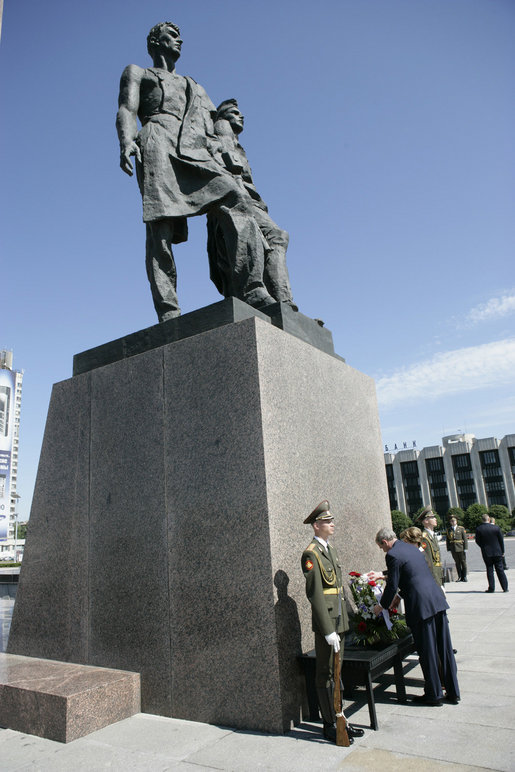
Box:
left=385, top=432, right=515, bottom=518
left=0, top=349, right=23, bottom=558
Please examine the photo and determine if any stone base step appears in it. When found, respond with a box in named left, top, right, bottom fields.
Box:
left=0, top=653, right=140, bottom=742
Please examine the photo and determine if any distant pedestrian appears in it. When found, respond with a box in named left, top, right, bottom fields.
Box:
left=475, top=514, right=508, bottom=593
left=490, top=518, right=508, bottom=569
left=446, top=517, right=468, bottom=582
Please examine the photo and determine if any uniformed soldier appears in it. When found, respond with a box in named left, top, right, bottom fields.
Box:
left=446, top=516, right=468, bottom=582
left=416, top=505, right=443, bottom=587
left=301, top=500, right=364, bottom=743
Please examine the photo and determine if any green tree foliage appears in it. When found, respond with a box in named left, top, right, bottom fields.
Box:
left=488, top=505, right=511, bottom=533
left=464, top=503, right=488, bottom=531
left=446, top=507, right=465, bottom=525
left=16, top=523, right=28, bottom=540
left=391, top=510, right=412, bottom=536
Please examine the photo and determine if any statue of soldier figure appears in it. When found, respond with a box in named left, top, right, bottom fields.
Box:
left=207, top=99, right=295, bottom=308
left=116, top=21, right=295, bottom=322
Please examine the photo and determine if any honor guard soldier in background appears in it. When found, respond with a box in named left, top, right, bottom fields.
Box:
left=417, top=506, right=444, bottom=588
left=301, top=500, right=364, bottom=743
left=446, top=516, right=468, bottom=582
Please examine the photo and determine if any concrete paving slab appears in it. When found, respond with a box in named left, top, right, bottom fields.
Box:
left=73, top=713, right=234, bottom=757
left=458, top=655, right=513, bottom=674
left=187, top=723, right=356, bottom=771
left=3, top=739, right=221, bottom=772
left=358, top=712, right=515, bottom=772
left=340, top=746, right=478, bottom=771
left=455, top=669, right=515, bottom=697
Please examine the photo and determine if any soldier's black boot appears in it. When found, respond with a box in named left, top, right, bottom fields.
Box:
left=317, top=687, right=360, bottom=743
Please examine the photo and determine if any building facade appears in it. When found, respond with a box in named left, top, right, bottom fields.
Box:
left=385, top=432, right=515, bottom=518
left=0, top=350, right=24, bottom=559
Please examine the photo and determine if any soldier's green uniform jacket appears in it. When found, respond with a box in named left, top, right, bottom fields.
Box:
left=421, top=529, right=443, bottom=586
left=446, top=525, right=468, bottom=553
left=302, top=540, right=349, bottom=636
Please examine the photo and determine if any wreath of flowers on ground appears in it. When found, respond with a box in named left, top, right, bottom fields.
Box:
left=348, top=571, right=410, bottom=647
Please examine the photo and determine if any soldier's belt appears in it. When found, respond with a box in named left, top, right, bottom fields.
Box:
left=323, top=588, right=340, bottom=595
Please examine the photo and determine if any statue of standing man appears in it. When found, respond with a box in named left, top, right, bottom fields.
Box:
left=116, top=22, right=278, bottom=322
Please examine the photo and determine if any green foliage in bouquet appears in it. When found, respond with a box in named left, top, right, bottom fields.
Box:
left=348, top=571, right=410, bottom=648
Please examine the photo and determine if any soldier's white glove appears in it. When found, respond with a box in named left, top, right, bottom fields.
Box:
left=324, top=632, right=340, bottom=652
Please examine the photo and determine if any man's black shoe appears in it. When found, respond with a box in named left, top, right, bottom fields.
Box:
left=347, top=724, right=365, bottom=738
left=445, top=695, right=460, bottom=705
left=461, top=578, right=468, bottom=582
left=485, top=589, right=494, bottom=593
left=323, top=723, right=353, bottom=744
left=412, top=694, right=443, bottom=706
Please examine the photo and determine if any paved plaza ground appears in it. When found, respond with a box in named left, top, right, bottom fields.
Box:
left=0, top=540, right=514, bottom=770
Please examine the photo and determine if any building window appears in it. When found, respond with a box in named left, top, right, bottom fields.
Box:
left=481, top=450, right=498, bottom=466
left=453, top=454, right=471, bottom=470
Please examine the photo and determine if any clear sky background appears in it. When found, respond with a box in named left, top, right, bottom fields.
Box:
left=1, top=0, right=514, bottom=521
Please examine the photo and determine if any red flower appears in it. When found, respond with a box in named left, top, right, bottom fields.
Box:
left=357, top=621, right=367, bottom=633
left=349, top=571, right=361, bottom=577
left=390, top=608, right=398, bottom=615
left=368, top=580, right=377, bottom=587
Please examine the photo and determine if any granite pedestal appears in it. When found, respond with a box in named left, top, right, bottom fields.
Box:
left=8, top=304, right=390, bottom=733
left=0, top=653, right=140, bottom=742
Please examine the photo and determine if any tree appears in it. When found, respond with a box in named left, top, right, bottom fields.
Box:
left=16, top=522, right=28, bottom=540
left=464, top=503, right=488, bottom=532
left=446, top=507, right=465, bottom=525
left=391, top=510, right=412, bottom=536
left=488, top=505, right=511, bottom=533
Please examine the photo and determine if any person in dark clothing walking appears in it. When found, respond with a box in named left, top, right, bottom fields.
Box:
left=475, top=514, right=508, bottom=593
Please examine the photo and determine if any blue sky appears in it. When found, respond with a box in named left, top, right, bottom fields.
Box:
left=1, top=0, right=514, bottom=521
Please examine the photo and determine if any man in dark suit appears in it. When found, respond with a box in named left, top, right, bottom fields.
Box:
left=446, top=516, right=468, bottom=582
left=302, top=500, right=364, bottom=742
left=475, top=514, right=509, bottom=593
left=372, top=527, right=460, bottom=706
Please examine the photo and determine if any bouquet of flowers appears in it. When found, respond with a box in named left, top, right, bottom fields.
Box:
left=348, top=571, right=410, bottom=648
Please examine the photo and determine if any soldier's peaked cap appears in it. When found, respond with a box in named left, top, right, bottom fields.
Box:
left=416, top=505, right=434, bottom=523
left=304, top=500, right=334, bottom=525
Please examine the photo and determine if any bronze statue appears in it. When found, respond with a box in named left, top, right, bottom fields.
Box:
left=208, top=99, right=296, bottom=309
left=116, top=22, right=277, bottom=321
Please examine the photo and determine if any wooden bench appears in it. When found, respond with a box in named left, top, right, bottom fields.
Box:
left=300, top=634, right=415, bottom=730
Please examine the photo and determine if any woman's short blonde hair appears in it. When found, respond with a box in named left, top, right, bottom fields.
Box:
left=399, top=526, right=423, bottom=546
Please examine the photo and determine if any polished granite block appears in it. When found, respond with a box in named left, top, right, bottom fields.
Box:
left=72, top=297, right=272, bottom=375
left=8, top=314, right=389, bottom=733
left=7, top=376, right=91, bottom=663
left=0, top=653, right=140, bottom=743
left=72, top=297, right=339, bottom=376
left=260, top=302, right=339, bottom=357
